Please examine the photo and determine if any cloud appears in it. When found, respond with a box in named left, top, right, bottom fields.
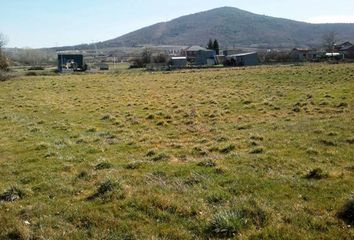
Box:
left=306, top=15, right=354, bottom=23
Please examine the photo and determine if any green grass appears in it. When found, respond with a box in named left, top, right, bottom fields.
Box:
left=0, top=64, right=353, bottom=239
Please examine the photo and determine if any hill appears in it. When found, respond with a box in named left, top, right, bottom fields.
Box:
left=97, top=7, right=354, bottom=49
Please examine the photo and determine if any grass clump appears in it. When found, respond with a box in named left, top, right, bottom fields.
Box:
left=250, top=147, right=264, bottom=154
left=337, top=198, right=354, bottom=225
left=76, top=171, right=90, bottom=180
left=192, top=146, right=208, bottom=156
left=197, top=159, right=217, bottom=168
left=87, top=180, right=123, bottom=201
left=346, top=138, right=354, bottom=144
left=151, top=152, right=170, bottom=162
left=241, top=205, right=269, bottom=227
left=101, top=114, right=115, bottom=121
left=219, top=144, right=236, bottom=154
left=125, top=160, right=147, bottom=169
left=95, top=162, right=113, bottom=170
left=206, top=192, right=230, bottom=204
left=206, top=210, right=248, bottom=238
left=305, top=168, right=328, bottom=180
left=319, top=139, right=337, bottom=146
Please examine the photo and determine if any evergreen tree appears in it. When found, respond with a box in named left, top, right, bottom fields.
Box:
left=213, top=39, right=220, bottom=55
left=207, top=39, right=213, bottom=50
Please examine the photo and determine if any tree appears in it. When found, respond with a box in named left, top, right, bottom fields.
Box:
left=207, top=39, right=220, bottom=55
left=207, top=39, right=213, bottom=50
left=213, top=39, right=220, bottom=55
left=323, top=31, right=338, bottom=52
left=141, top=48, right=152, bottom=64
left=0, top=33, right=9, bottom=70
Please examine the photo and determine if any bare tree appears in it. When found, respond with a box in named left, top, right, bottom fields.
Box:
left=0, top=33, right=9, bottom=70
left=0, top=34, right=4, bottom=48
left=323, top=31, right=338, bottom=52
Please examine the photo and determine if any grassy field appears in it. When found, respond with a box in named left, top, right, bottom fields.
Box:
left=0, top=64, right=353, bottom=239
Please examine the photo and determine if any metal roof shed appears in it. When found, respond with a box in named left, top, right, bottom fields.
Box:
left=225, top=52, right=259, bottom=66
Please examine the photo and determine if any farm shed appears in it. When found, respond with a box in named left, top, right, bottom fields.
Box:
left=57, top=53, right=86, bottom=72
left=290, top=48, right=318, bottom=61
left=225, top=52, right=259, bottom=66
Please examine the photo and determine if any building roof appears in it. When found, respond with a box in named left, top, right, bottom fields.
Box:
left=228, top=52, right=257, bottom=57
left=171, top=57, right=187, bottom=60
left=185, top=46, right=209, bottom=51
left=292, top=48, right=316, bottom=52
left=340, top=44, right=354, bottom=51
left=57, top=50, right=84, bottom=55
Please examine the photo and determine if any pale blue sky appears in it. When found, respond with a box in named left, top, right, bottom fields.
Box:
left=1, top=0, right=354, bottom=48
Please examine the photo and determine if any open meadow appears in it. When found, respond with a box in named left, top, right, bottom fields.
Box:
left=0, top=64, right=353, bottom=239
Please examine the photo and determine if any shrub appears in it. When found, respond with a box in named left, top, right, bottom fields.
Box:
left=28, top=66, right=44, bottom=71
left=0, top=71, right=11, bottom=81
left=337, top=198, right=354, bottom=225
left=0, top=50, right=8, bottom=70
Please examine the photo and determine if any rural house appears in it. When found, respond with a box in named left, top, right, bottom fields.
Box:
left=182, top=46, right=216, bottom=66
left=335, top=42, right=354, bottom=58
left=154, top=45, right=188, bottom=57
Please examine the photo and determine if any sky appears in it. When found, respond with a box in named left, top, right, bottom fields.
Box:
left=1, top=0, right=354, bottom=48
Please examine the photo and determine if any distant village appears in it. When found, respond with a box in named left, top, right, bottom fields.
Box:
left=53, top=39, right=354, bottom=72
left=4, top=38, right=354, bottom=73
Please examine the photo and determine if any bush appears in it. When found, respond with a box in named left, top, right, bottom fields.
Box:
left=28, top=66, right=44, bottom=71
left=0, top=50, right=8, bottom=70
left=0, top=71, right=11, bottom=81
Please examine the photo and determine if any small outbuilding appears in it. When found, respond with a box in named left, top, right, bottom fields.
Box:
left=99, top=63, right=109, bottom=70
left=170, top=57, right=187, bottom=69
left=224, top=52, right=259, bottom=66
left=58, top=53, right=87, bottom=72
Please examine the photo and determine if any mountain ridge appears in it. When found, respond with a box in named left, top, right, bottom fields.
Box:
left=63, top=7, right=354, bottom=50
